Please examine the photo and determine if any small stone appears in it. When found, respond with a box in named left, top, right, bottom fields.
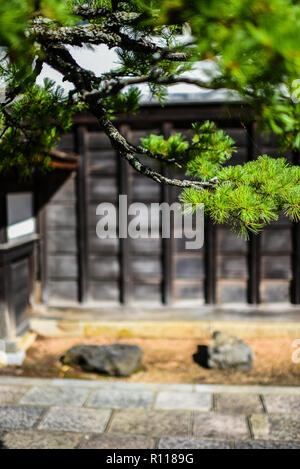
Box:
left=250, top=413, right=300, bottom=441
left=79, top=434, right=155, bottom=449
left=193, top=412, right=249, bottom=440
left=20, top=385, right=90, bottom=407
left=39, top=407, right=111, bottom=433
left=86, top=388, right=153, bottom=409
left=0, top=385, right=29, bottom=405
left=154, top=391, right=211, bottom=411
left=262, top=394, right=300, bottom=414
left=207, top=331, right=254, bottom=371
left=158, top=437, right=231, bottom=449
left=215, top=393, right=263, bottom=414
left=1, top=430, right=81, bottom=449
left=109, top=409, right=190, bottom=438
left=235, top=440, right=300, bottom=449
left=0, top=406, right=46, bottom=430
left=61, top=343, right=143, bottom=377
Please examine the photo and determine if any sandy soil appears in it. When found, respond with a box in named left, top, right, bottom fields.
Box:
left=0, top=336, right=299, bottom=386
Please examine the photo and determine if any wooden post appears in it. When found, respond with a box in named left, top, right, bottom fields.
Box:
left=0, top=258, right=14, bottom=339
left=75, top=125, right=90, bottom=303
left=247, top=123, right=261, bottom=304
left=161, top=122, right=174, bottom=305
left=291, top=151, right=300, bottom=304
left=118, top=125, right=132, bottom=304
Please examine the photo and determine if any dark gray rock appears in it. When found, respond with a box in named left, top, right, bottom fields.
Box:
left=207, top=331, right=254, bottom=371
left=61, top=344, right=143, bottom=377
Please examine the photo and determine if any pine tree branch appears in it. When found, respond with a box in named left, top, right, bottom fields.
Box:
left=41, top=44, right=100, bottom=92
left=119, top=150, right=216, bottom=189
left=31, top=24, right=189, bottom=61
left=42, top=44, right=217, bottom=190
left=0, top=58, right=43, bottom=111
left=85, top=73, right=218, bottom=100
left=73, top=5, right=141, bottom=24
left=31, top=24, right=120, bottom=48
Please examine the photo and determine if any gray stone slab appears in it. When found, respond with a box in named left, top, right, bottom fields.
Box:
left=193, top=412, right=249, bottom=440
left=262, top=394, right=300, bottom=414
left=79, top=433, right=155, bottom=449
left=158, top=437, right=231, bottom=449
left=235, top=440, right=300, bottom=449
left=0, top=406, right=46, bottom=430
left=0, top=430, right=81, bottom=449
left=0, top=385, right=29, bottom=405
left=20, top=386, right=90, bottom=406
left=86, top=389, right=154, bottom=409
left=154, top=391, right=211, bottom=411
left=215, top=393, right=263, bottom=415
left=109, top=409, right=190, bottom=438
left=250, top=414, right=300, bottom=441
left=39, top=406, right=111, bottom=433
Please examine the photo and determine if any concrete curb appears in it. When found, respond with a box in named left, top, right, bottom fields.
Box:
left=0, top=376, right=300, bottom=394
left=30, top=318, right=300, bottom=339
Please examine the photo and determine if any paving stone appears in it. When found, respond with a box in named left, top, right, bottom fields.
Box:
left=0, top=406, right=46, bottom=430
left=20, top=386, right=90, bottom=407
left=79, top=433, right=155, bottom=449
left=250, top=414, right=300, bottom=441
left=0, top=430, right=81, bottom=449
left=86, top=389, right=154, bottom=409
left=262, top=394, right=300, bottom=414
left=215, top=393, right=263, bottom=415
left=154, top=391, right=211, bottom=411
left=193, top=412, right=249, bottom=440
left=0, top=385, right=29, bottom=405
left=158, top=437, right=231, bottom=449
left=38, top=406, right=111, bottom=433
left=235, top=440, right=300, bottom=449
left=109, top=409, right=190, bottom=438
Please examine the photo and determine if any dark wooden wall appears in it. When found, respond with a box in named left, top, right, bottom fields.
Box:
left=39, top=102, right=299, bottom=306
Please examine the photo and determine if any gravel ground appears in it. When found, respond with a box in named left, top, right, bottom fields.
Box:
left=0, top=336, right=299, bottom=386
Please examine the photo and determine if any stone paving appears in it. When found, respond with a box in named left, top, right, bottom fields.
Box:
left=0, top=377, right=299, bottom=449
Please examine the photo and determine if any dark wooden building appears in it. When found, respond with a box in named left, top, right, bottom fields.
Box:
left=38, top=100, right=300, bottom=308
left=1, top=99, right=299, bottom=343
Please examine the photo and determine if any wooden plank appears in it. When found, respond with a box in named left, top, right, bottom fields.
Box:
left=36, top=196, right=49, bottom=305
left=73, top=103, right=250, bottom=127
left=248, top=232, right=261, bottom=303
left=161, top=122, right=174, bottom=304
left=204, top=218, right=216, bottom=303
left=0, top=195, right=7, bottom=244
left=118, top=125, right=132, bottom=304
left=247, top=123, right=261, bottom=303
left=75, top=125, right=90, bottom=303
left=292, top=151, right=300, bottom=304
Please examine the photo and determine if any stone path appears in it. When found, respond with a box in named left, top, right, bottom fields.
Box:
left=0, top=377, right=299, bottom=449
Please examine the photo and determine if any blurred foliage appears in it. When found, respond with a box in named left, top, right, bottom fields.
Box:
left=0, top=0, right=299, bottom=234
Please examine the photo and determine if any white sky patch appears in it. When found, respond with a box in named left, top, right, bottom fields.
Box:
left=36, top=44, right=217, bottom=98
